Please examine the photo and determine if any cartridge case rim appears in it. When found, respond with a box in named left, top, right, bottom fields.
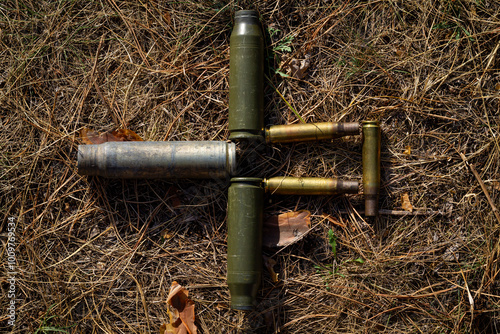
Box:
left=230, top=177, right=263, bottom=184
left=229, top=132, right=265, bottom=142
left=362, top=120, right=379, bottom=126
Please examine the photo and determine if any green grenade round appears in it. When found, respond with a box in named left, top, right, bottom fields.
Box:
left=228, top=10, right=264, bottom=142
left=227, top=177, right=264, bottom=309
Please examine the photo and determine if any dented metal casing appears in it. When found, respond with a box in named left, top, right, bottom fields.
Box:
left=265, top=122, right=359, bottom=144
left=263, top=177, right=359, bottom=195
left=227, top=177, right=264, bottom=310
left=228, top=10, right=265, bottom=142
left=77, top=141, right=236, bottom=179
left=362, top=121, right=381, bottom=216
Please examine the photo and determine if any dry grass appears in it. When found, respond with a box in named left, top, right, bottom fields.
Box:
left=1, top=0, right=500, bottom=333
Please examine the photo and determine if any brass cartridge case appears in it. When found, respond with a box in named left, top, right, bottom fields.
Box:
left=265, top=122, right=359, bottom=143
left=228, top=10, right=265, bottom=142
left=77, top=141, right=236, bottom=179
left=362, top=121, right=381, bottom=216
left=227, top=177, right=264, bottom=310
left=263, top=177, right=359, bottom=195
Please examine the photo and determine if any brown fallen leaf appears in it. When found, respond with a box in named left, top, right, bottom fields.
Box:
left=262, top=210, right=311, bottom=248
left=167, top=186, right=182, bottom=209
left=160, top=281, right=197, bottom=334
left=401, top=193, right=413, bottom=212
left=263, top=255, right=279, bottom=283
left=79, top=127, right=143, bottom=144
left=286, top=54, right=311, bottom=79
left=163, top=11, right=172, bottom=26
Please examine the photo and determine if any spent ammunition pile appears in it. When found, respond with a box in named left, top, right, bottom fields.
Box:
left=77, top=10, right=381, bottom=310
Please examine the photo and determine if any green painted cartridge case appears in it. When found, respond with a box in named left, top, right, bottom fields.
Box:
left=77, top=141, right=236, bottom=179
left=362, top=121, right=381, bottom=216
left=228, top=10, right=264, bottom=142
left=265, top=122, right=359, bottom=144
left=263, top=177, right=359, bottom=195
left=227, top=177, right=264, bottom=310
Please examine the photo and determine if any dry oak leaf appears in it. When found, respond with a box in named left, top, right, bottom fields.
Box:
left=160, top=281, right=197, bottom=334
left=79, top=128, right=143, bottom=145
left=262, top=210, right=311, bottom=248
left=401, top=193, right=413, bottom=212
left=289, top=54, right=311, bottom=79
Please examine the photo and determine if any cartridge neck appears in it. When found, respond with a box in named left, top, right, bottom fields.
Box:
left=234, top=10, right=259, bottom=24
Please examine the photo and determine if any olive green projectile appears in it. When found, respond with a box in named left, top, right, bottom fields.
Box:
left=228, top=10, right=264, bottom=142
left=227, top=177, right=264, bottom=310
left=362, top=121, right=381, bottom=216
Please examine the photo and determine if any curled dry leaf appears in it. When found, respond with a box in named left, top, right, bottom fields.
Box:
left=160, top=281, right=197, bottom=334
left=262, top=210, right=311, bottom=248
left=79, top=128, right=143, bottom=144
left=401, top=193, right=413, bottom=212
left=283, top=54, right=311, bottom=79
left=263, top=255, right=279, bottom=283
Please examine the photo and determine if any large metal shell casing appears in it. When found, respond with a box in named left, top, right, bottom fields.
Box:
left=362, top=121, right=381, bottom=216
left=227, top=177, right=264, bottom=310
left=77, top=141, right=236, bottom=179
left=264, top=177, right=359, bottom=195
left=265, top=122, right=359, bottom=143
left=228, top=10, right=264, bottom=142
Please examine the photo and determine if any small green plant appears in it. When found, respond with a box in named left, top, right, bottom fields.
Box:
left=267, top=27, right=294, bottom=77
left=431, top=0, right=474, bottom=41
left=273, top=35, right=294, bottom=52
left=35, top=305, right=74, bottom=334
left=347, top=257, right=365, bottom=265
left=314, top=230, right=365, bottom=290
left=315, top=257, right=365, bottom=290
left=314, top=264, right=335, bottom=290
left=328, top=229, right=337, bottom=258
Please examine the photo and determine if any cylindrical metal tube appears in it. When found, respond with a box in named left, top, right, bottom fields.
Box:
left=228, top=10, right=264, bottom=142
left=227, top=177, right=264, bottom=310
left=362, top=121, right=381, bottom=216
left=263, top=177, right=359, bottom=195
left=77, top=141, right=236, bottom=179
left=265, top=122, right=359, bottom=143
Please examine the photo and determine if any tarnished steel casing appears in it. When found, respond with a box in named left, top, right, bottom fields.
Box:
left=228, top=10, right=264, bottom=142
left=78, top=141, right=236, bottom=179
left=265, top=122, right=359, bottom=143
left=227, top=177, right=264, bottom=310
left=362, top=121, right=381, bottom=216
left=263, top=177, right=359, bottom=195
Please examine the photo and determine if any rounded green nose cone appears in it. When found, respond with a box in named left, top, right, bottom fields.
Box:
left=228, top=10, right=265, bottom=142
left=227, top=177, right=264, bottom=310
